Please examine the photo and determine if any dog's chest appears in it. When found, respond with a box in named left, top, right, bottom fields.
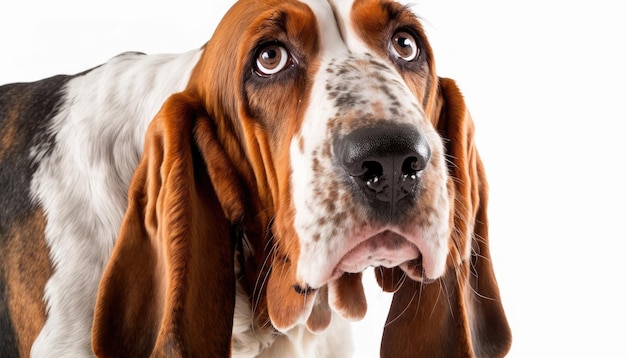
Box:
left=231, top=282, right=354, bottom=358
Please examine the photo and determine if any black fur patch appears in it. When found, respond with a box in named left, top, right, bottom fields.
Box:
left=0, top=278, right=19, bottom=357
left=0, top=75, right=71, bottom=227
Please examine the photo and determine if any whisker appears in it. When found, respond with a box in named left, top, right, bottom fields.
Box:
left=383, top=281, right=418, bottom=328
left=436, top=275, right=454, bottom=319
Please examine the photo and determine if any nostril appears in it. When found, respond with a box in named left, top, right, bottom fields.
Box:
left=401, top=156, right=425, bottom=180
left=362, top=161, right=383, bottom=181
left=362, top=161, right=384, bottom=190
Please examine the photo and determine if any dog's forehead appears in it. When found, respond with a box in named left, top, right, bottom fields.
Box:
left=298, top=0, right=369, bottom=54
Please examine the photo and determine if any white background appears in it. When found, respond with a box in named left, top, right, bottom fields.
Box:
left=1, top=1, right=625, bottom=357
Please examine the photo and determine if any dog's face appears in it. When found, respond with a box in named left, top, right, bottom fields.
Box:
left=191, top=0, right=450, bottom=331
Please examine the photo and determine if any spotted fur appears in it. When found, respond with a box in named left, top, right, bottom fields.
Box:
left=290, top=0, right=449, bottom=319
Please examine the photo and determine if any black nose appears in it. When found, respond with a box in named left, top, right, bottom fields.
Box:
left=334, top=124, right=431, bottom=214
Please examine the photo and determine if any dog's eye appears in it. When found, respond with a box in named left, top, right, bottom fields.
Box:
left=255, top=43, right=291, bottom=76
left=390, top=31, right=419, bottom=62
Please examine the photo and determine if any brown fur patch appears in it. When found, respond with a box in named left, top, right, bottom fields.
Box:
left=266, top=256, right=314, bottom=331
left=329, top=273, right=367, bottom=320
left=0, top=100, right=24, bottom=159
left=3, top=209, right=52, bottom=356
left=0, top=122, right=18, bottom=158
left=191, top=0, right=325, bottom=331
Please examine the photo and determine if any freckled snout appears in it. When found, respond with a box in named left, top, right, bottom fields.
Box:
left=334, top=123, right=431, bottom=221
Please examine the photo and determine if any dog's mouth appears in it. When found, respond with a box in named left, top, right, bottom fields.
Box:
left=333, top=230, right=424, bottom=279
left=295, top=230, right=433, bottom=295
left=270, top=227, right=447, bottom=333
left=284, top=230, right=435, bottom=333
left=325, top=229, right=438, bottom=288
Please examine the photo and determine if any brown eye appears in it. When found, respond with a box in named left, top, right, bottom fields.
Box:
left=255, top=43, right=290, bottom=76
left=390, top=31, right=419, bottom=61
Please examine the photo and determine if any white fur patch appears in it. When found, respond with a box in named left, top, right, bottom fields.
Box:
left=256, top=312, right=353, bottom=358
left=29, top=50, right=202, bottom=357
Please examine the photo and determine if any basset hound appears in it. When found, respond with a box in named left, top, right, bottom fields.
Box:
left=0, top=0, right=512, bottom=357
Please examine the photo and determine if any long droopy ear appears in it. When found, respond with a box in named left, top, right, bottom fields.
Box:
left=377, top=78, right=512, bottom=357
left=92, top=92, right=239, bottom=357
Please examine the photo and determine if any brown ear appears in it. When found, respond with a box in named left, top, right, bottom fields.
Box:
left=92, top=93, right=237, bottom=357
left=378, top=78, right=512, bottom=357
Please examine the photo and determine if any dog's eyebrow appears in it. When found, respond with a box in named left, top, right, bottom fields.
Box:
left=257, top=9, right=289, bottom=36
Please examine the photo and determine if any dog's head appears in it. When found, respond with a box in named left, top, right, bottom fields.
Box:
left=93, top=0, right=511, bottom=356
left=188, top=0, right=450, bottom=331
